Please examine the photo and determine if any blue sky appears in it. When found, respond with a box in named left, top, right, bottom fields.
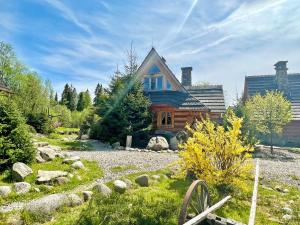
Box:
left=1, top=0, right=300, bottom=105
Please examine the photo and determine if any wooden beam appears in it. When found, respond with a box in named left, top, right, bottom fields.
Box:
left=248, top=159, right=260, bottom=225
left=183, top=196, right=231, bottom=225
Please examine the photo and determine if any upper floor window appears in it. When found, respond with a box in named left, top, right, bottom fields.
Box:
left=148, top=64, right=160, bottom=75
left=144, top=76, right=163, bottom=91
left=166, top=80, right=172, bottom=90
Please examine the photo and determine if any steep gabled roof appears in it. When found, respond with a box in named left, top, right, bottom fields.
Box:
left=244, top=73, right=300, bottom=120
left=185, top=85, right=226, bottom=113
left=136, top=47, right=186, bottom=92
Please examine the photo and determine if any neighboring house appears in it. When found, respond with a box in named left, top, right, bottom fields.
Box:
left=243, top=61, right=300, bottom=144
left=136, top=48, right=226, bottom=135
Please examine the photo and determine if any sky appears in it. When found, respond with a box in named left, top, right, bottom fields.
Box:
left=1, top=0, right=300, bottom=105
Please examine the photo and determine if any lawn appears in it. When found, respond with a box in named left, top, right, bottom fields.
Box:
left=41, top=170, right=300, bottom=225
left=0, top=158, right=103, bottom=205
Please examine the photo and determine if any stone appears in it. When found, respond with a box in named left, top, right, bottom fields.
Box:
left=38, top=147, right=57, bottom=161
left=63, top=156, right=81, bottom=163
left=35, top=152, right=45, bottom=163
left=122, top=178, right=133, bottom=188
left=82, top=191, right=93, bottom=202
left=262, top=185, right=273, bottom=191
left=282, top=214, right=292, bottom=221
left=93, top=183, right=112, bottom=196
left=14, top=182, right=31, bottom=194
left=37, top=170, right=68, bottom=184
left=151, top=175, right=160, bottom=180
left=55, top=177, right=70, bottom=185
left=135, top=174, right=149, bottom=187
left=12, top=162, right=33, bottom=181
left=283, top=188, right=289, bottom=193
left=147, top=136, right=169, bottom=151
left=33, top=142, right=49, bottom=147
left=0, top=186, right=12, bottom=197
left=34, top=187, right=40, bottom=192
left=68, top=173, right=74, bottom=178
left=7, top=214, right=24, bottom=225
left=112, top=142, right=120, bottom=149
left=72, top=161, right=85, bottom=169
left=67, top=193, right=83, bottom=206
left=25, top=193, right=69, bottom=215
left=48, top=145, right=61, bottom=152
left=167, top=150, right=173, bottom=153
left=275, top=185, right=283, bottom=192
left=113, top=180, right=127, bottom=193
left=288, top=200, right=294, bottom=204
left=282, top=207, right=293, bottom=214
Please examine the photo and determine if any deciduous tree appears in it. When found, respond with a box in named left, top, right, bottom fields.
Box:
left=245, top=91, right=292, bottom=153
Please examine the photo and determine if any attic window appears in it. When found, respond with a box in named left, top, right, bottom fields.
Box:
left=148, top=64, right=160, bottom=75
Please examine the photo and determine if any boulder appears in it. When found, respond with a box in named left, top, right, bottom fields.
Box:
left=282, top=207, right=293, bottom=214
left=71, top=161, right=85, bottom=169
left=48, top=145, right=61, bottom=152
left=0, top=186, right=12, bottom=197
left=151, top=175, right=161, bottom=180
left=67, top=193, right=83, bottom=207
left=63, top=156, right=80, bottom=164
left=38, top=147, right=57, bottom=161
left=122, top=178, right=132, bottom=188
left=282, top=214, right=292, bottom=221
left=146, top=136, right=169, bottom=151
left=7, top=214, right=24, bottom=225
left=12, top=162, right=33, bottom=181
left=55, top=177, right=70, bottom=185
left=14, top=182, right=31, bottom=194
left=25, top=193, right=69, bottom=215
left=112, top=142, right=120, bottom=149
left=37, top=170, right=68, bottom=184
left=113, top=180, right=127, bottom=193
left=93, top=183, right=112, bottom=196
left=35, top=153, right=45, bottom=163
left=82, top=191, right=93, bottom=202
left=33, top=142, right=49, bottom=147
left=135, top=174, right=149, bottom=187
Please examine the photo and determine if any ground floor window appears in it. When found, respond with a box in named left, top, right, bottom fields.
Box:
left=158, top=111, right=173, bottom=127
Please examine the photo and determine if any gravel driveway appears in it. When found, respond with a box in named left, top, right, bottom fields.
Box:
left=68, top=150, right=179, bottom=182
left=254, top=147, right=300, bottom=188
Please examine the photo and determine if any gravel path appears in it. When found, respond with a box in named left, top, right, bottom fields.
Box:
left=0, top=150, right=178, bottom=213
left=254, top=147, right=300, bottom=188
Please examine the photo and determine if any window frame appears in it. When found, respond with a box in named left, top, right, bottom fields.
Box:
left=157, top=111, right=174, bottom=128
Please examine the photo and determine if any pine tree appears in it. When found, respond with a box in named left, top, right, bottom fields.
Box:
left=77, top=89, right=92, bottom=111
left=92, top=45, right=151, bottom=144
left=61, top=84, right=70, bottom=106
left=69, top=85, right=77, bottom=111
left=54, top=92, right=58, bottom=103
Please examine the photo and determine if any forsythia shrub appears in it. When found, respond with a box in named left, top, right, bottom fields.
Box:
left=179, top=114, right=253, bottom=189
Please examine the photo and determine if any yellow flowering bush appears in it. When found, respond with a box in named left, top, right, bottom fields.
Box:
left=179, top=114, right=253, bottom=189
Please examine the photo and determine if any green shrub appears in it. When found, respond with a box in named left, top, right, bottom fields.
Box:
left=0, top=97, right=36, bottom=170
left=26, top=112, right=54, bottom=134
left=77, top=191, right=178, bottom=225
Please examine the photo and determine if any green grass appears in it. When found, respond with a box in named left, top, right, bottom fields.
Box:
left=0, top=158, right=103, bottom=205
left=55, top=127, right=80, bottom=134
left=110, top=165, right=139, bottom=173
left=35, top=136, right=93, bottom=151
left=74, top=171, right=300, bottom=225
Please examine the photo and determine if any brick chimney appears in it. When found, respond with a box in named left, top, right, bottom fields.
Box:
left=274, top=61, right=288, bottom=92
left=181, top=67, right=192, bottom=87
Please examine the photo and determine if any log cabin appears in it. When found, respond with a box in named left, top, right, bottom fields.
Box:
left=243, top=61, right=300, bottom=145
left=136, top=48, right=226, bottom=137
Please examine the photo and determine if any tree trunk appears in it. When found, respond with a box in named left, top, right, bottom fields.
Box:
left=270, top=133, right=274, bottom=154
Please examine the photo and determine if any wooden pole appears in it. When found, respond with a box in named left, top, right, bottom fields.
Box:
left=183, top=196, right=231, bottom=225
left=248, top=159, right=260, bottom=225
